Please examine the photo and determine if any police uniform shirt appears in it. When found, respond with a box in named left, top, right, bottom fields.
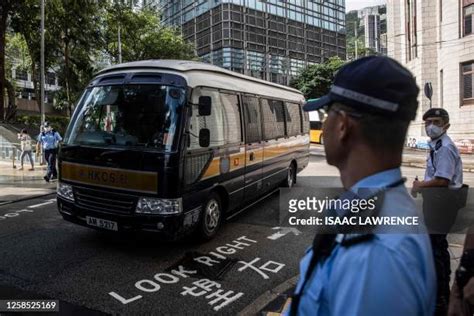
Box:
left=38, top=130, right=63, bottom=150
left=424, top=133, right=463, bottom=189
left=286, top=168, right=436, bottom=316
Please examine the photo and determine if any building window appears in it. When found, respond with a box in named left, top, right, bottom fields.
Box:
left=461, top=61, right=474, bottom=106
left=15, top=68, right=28, bottom=81
left=464, top=1, right=474, bottom=36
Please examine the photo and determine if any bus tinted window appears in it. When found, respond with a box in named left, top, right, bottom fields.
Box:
left=189, top=89, right=242, bottom=149
left=302, top=110, right=310, bottom=132
left=243, top=96, right=262, bottom=143
left=220, top=93, right=242, bottom=144
left=261, top=99, right=285, bottom=139
left=64, top=84, right=185, bottom=151
left=285, top=102, right=302, bottom=136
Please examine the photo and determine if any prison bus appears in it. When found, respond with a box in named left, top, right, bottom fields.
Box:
left=57, top=60, right=310, bottom=240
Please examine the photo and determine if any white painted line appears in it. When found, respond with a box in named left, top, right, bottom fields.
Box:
left=267, top=227, right=301, bottom=240
left=28, top=199, right=56, bottom=209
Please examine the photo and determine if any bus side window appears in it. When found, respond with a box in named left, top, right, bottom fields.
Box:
left=261, top=99, right=285, bottom=140
left=285, top=102, right=302, bottom=137
left=242, top=96, right=262, bottom=143
left=189, top=88, right=232, bottom=149
left=302, top=108, right=310, bottom=133
left=220, top=93, right=242, bottom=144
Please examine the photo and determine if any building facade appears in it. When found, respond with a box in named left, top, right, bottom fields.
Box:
left=158, top=0, right=346, bottom=85
left=11, top=65, right=60, bottom=114
left=358, top=5, right=386, bottom=55
left=387, top=0, right=474, bottom=150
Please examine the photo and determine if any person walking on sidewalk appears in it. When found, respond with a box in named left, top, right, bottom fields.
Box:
left=412, top=108, right=464, bottom=315
left=37, top=122, right=62, bottom=183
left=286, top=56, right=436, bottom=316
left=17, top=129, right=34, bottom=171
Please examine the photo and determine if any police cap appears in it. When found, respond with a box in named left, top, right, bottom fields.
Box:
left=303, top=56, right=419, bottom=121
left=422, top=108, right=449, bottom=121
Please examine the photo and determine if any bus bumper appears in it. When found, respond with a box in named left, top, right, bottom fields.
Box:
left=57, top=197, right=201, bottom=239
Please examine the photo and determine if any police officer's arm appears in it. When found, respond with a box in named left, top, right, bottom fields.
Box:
left=328, top=239, right=431, bottom=316
left=417, top=146, right=456, bottom=189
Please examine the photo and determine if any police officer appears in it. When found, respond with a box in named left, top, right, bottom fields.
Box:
left=286, top=56, right=436, bottom=315
left=37, top=122, right=62, bottom=182
left=412, top=108, right=463, bottom=315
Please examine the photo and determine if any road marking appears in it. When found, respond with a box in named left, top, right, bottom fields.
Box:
left=28, top=199, right=56, bottom=209
left=267, top=227, right=301, bottom=240
left=0, top=209, right=34, bottom=221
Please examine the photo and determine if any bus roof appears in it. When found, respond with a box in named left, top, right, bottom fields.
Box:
left=95, top=60, right=305, bottom=102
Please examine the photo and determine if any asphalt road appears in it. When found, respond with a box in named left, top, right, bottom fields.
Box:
left=0, top=156, right=473, bottom=315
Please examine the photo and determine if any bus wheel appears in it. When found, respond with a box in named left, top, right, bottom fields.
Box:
left=283, top=163, right=296, bottom=188
left=199, top=193, right=222, bottom=240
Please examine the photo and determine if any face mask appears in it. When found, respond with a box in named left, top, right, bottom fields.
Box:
left=425, top=124, right=444, bottom=139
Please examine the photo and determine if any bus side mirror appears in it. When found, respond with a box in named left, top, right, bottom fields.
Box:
left=198, top=96, right=212, bottom=116
left=199, top=128, right=210, bottom=147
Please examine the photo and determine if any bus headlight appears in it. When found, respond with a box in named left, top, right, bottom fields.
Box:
left=57, top=182, right=74, bottom=201
left=136, top=197, right=182, bottom=215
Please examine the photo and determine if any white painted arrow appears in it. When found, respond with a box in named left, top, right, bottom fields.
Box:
left=267, top=226, right=301, bottom=240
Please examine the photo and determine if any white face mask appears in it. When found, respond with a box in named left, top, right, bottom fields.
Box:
left=425, top=124, right=445, bottom=139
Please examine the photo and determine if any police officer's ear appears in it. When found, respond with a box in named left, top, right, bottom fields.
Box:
left=334, top=110, right=354, bottom=143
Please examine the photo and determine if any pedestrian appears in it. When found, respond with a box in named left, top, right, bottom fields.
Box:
left=286, top=56, right=436, bottom=316
left=412, top=108, right=464, bottom=315
left=17, top=129, right=34, bottom=171
left=37, top=122, right=62, bottom=182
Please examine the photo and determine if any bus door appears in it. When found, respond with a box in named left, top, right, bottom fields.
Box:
left=242, top=95, right=264, bottom=202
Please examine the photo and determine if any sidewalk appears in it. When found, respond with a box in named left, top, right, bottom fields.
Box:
left=0, top=160, right=56, bottom=204
left=311, top=144, right=474, bottom=173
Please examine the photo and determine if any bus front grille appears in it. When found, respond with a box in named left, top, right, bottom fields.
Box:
left=74, top=187, right=137, bottom=215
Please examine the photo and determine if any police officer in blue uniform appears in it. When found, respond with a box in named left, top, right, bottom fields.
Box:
left=37, top=122, right=62, bottom=182
left=412, top=108, right=463, bottom=315
left=286, top=56, right=436, bottom=316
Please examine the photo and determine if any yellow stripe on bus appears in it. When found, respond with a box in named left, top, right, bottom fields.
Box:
left=61, top=161, right=158, bottom=194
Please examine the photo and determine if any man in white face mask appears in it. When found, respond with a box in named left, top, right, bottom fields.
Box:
left=412, top=107, right=463, bottom=315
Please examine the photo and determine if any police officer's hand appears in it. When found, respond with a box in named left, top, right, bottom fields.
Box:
left=463, top=278, right=474, bottom=305
left=411, top=180, right=421, bottom=197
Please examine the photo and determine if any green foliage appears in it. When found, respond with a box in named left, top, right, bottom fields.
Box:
left=5, top=0, right=197, bottom=119
left=290, top=57, right=345, bottom=100
left=103, top=4, right=196, bottom=63
left=13, top=114, right=70, bottom=135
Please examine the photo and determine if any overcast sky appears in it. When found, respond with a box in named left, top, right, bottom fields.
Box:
left=345, top=0, right=386, bottom=12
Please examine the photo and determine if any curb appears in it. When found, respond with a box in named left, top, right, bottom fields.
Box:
left=310, top=152, right=474, bottom=173
left=238, top=276, right=299, bottom=316
left=0, top=191, right=56, bottom=206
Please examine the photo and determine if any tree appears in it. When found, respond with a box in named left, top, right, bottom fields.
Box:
left=10, top=0, right=58, bottom=115
left=0, top=0, right=24, bottom=121
left=103, top=4, right=196, bottom=63
left=290, top=57, right=345, bottom=100
left=46, top=0, right=107, bottom=115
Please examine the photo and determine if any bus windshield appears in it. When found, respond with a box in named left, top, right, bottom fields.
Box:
left=64, top=84, right=185, bottom=151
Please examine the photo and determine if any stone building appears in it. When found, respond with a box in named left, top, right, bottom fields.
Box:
left=387, top=0, right=474, bottom=151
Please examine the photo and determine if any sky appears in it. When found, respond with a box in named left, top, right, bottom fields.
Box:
left=345, top=0, right=386, bottom=12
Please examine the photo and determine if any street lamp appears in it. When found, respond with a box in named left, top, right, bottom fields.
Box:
left=40, top=0, right=45, bottom=127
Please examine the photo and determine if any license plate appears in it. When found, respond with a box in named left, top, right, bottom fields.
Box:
left=86, top=216, right=118, bottom=231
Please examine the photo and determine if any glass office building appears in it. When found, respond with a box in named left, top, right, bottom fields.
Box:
left=158, top=0, right=346, bottom=85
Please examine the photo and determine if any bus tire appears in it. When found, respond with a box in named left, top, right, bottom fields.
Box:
left=283, top=163, right=296, bottom=188
left=198, top=192, right=223, bottom=240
